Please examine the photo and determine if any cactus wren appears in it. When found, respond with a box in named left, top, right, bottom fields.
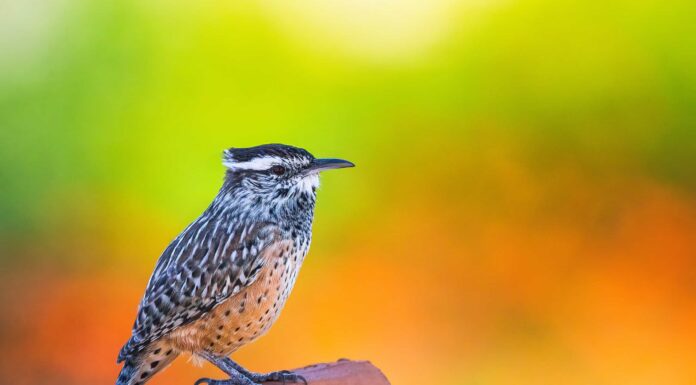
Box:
left=116, top=144, right=354, bottom=385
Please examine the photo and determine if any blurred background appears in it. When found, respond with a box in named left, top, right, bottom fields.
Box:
left=1, top=1, right=695, bottom=384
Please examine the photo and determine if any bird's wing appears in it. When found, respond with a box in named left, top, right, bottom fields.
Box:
left=118, top=218, right=281, bottom=362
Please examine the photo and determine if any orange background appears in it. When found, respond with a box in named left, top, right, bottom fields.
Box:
left=1, top=1, right=695, bottom=385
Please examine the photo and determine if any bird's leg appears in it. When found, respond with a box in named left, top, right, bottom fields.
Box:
left=199, top=351, right=307, bottom=385
left=195, top=352, right=257, bottom=385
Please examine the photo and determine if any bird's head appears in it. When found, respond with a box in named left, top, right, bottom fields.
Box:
left=219, top=144, right=353, bottom=220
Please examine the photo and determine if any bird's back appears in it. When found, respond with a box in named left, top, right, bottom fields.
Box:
left=116, top=213, right=308, bottom=385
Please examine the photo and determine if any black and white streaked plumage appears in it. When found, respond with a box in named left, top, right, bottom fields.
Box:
left=116, top=144, right=353, bottom=385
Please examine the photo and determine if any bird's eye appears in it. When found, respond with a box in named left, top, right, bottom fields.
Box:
left=271, top=165, right=286, bottom=176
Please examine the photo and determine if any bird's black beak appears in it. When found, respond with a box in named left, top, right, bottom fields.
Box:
left=303, top=158, right=355, bottom=175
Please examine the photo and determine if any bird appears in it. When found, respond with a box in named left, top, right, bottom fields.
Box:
left=116, top=144, right=354, bottom=385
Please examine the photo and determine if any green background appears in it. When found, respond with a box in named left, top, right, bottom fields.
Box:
left=1, top=1, right=695, bottom=385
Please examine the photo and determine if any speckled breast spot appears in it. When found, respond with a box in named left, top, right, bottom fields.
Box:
left=167, top=241, right=303, bottom=357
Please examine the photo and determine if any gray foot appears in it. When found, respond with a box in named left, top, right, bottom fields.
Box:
left=247, top=370, right=307, bottom=385
left=195, top=370, right=306, bottom=385
left=194, top=376, right=257, bottom=385
left=197, top=351, right=306, bottom=385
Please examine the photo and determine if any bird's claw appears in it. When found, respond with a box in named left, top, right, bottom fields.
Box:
left=194, top=378, right=239, bottom=385
left=195, top=378, right=213, bottom=385
left=249, top=370, right=307, bottom=385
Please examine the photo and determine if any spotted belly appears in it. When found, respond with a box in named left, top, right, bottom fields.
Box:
left=167, top=243, right=304, bottom=356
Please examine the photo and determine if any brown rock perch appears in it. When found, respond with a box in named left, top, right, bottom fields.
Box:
left=264, top=360, right=390, bottom=385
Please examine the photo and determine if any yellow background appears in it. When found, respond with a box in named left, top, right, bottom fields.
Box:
left=1, top=1, right=695, bottom=385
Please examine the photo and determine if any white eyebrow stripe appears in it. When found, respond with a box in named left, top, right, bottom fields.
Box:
left=223, top=156, right=283, bottom=170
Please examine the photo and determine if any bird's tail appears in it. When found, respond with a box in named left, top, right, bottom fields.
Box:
left=116, top=340, right=179, bottom=385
